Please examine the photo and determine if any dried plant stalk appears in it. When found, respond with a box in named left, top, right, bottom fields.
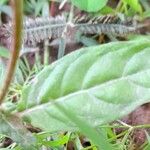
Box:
left=3, top=14, right=139, bottom=48
left=0, top=0, right=23, bottom=104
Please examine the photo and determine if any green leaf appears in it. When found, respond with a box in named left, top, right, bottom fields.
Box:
left=123, top=0, right=142, bottom=13
left=0, top=47, right=10, bottom=58
left=54, top=104, right=116, bottom=150
left=18, top=38, right=150, bottom=134
left=37, top=133, right=70, bottom=147
left=0, top=59, right=5, bottom=87
left=99, top=6, right=115, bottom=14
left=0, top=0, right=8, bottom=5
left=0, top=5, right=12, bottom=17
left=71, top=0, right=108, bottom=12
left=143, top=10, right=150, bottom=18
left=144, top=132, right=150, bottom=150
left=0, top=114, right=36, bottom=149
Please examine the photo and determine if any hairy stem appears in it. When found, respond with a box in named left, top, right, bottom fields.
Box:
left=0, top=0, right=23, bottom=105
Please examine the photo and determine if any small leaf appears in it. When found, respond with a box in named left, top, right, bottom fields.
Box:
left=0, top=60, right=5, bottom=87
left=0, top=47, right=10, bottom=58
left=99, top=6, right=115, bottom=14
left=38, top=133, right=70, bottom=147
left=0, top=5, right=12, bottom=17
left=71, top=0, right=108, bottom=12
left=0, top=114, right=36, bottom=149
left=0, top=0, right=8, bottom=5
left=123, top=0, right=142, bottom=13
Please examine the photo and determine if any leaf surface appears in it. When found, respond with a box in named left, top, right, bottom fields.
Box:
left=0, top=114, right=36, bottom=149
left=0, top=60, right=5, bottom=87
left=18, top=39, right=150, bottom=132
left=71, top=0, right=108, bottom=12
left=0, top=47, right=10, bottom=58
left=123, top=0, right=142, bottom=13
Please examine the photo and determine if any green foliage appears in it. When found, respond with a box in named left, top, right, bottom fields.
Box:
left=123, top=0, right=142, bottom=13
left=16, top=38, right=150, bottom=135
left=144, top=132, right=150, bottom=150
left=0, top=60, right=5, bottom=87
left=0, top=0, right=8, bottom=5
left=0, top=0, right=12, bottom=17
left=0, top=114, right=36, bottom=149
left=0, top=47, right=9, bottom=58
left=36, top=132, right=70, bottom=147
left=24, top=0, right=49, bottom=16
left=71, top=0, right=108, bottom=12
left=53, top=104, right=117, bottom=150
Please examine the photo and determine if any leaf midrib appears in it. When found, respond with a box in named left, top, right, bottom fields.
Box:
left=20, top=67, right=150, bottom=115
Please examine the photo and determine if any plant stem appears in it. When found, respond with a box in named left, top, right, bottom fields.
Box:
left=44, top=40, right=49, bottom=66
left=99, top=124, right=150, bottom=129
left=0, top=0, right=23, bottom=105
